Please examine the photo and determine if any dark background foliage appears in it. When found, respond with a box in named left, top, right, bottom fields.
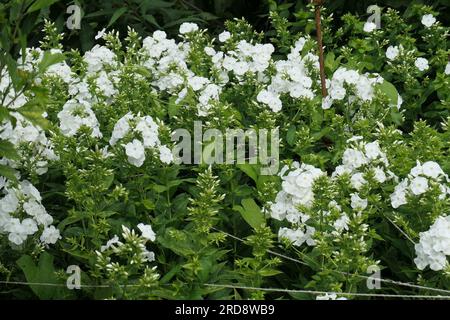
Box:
left=1, top=0, right=449, bottom=56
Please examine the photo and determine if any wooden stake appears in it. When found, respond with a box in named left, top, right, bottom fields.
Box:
left=312, top=0, right=327, bottom=97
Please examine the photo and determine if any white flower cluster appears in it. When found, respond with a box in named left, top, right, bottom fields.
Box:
left=0, top=69, right=27, bottom=109
left=142, top=29, right=319, bottom=115
left=73, top=44, right=119, bottom=104
left=385, top=45, right=430, bottom=73
left=98, top=224, right=156, bottom=263
left=203, top=38, right=275, bottom=113
left=219, top=39, right=275, bottom=76
left=257, top=37, right=317, bottom=112
left=270, top=162, right=325, bottom=246
left=332, top=137, right=393, bottom=190
left=109, top=112, right=173, bottom=167
left=0, top=114, right=58, bottom=175
left=414, top=215, right=450, bottom=271
left=142, top=30, right=190, bottom=92
left=271, top=138, right=395, bottom=245
left=18, top=48, right=73, bottom=84
left=141, top=30, right=222, bottom=116
left=322, top=67, right=383, bottom=109
left=390, top=161, right=449, bottom=209
left=0, top=180, right=60, bottom=246
left=57, top=99, right=102, bottom=138
left=179, top=22, right=199, bottom=35
left=83, top=44, right=117, bottom=74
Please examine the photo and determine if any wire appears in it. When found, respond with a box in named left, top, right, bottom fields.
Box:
left=211, top=227, right=450, bottom=295
left=2, top=280, right=449, bottom=299
left=204, top=283, right=450, bottom=299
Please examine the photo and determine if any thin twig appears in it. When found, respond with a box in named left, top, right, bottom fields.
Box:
left=312, top=0, right=327, bottom=97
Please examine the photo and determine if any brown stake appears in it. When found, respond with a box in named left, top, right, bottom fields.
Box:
left=312, top=0, right=327, bottom=97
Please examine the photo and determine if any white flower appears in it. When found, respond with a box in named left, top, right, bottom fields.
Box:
left=397, top=94, right=403, bottom=110
left=188, top=76, right=209, bottom=91
left=142, top=249, right=156, bottom=262
left=350, top=172, right=367, bottom=190
left=0, top=192, right=19, bottom=213
left=410, top=162, right=423, bottom=177
left=136, top=116, right=160, bottom=148
left=158, top=145, right=173, bottom=164
left=415, top=57, right=429, bottom=72
left=40, top=226, right=61, bottom=244
left=83, top=45, right=116, bottom=74
left=373, top=167, right=387, bottom=183
left=342, top=149, right=367, bottom=170
left=409, top=176, right=429, bottom=195
left=329, top=85, right=346, bottom=100
left=386, top=46, right=400, bottom=61
left=414, top=215, right=450, bottom=271
left=21, top=218, right=38, bottom=235
left=421, top=14, right=436, bottom=28
left=152, top=30, right=167, bottom=41
left=316, top=293, right=347, bottom=300
left=218, top=31, right=231, bottom=42
left=256, top=89, right=282, bottom=112
left=334, top=213, right=350, bottom=232
left=57, top=100, right=102, bottom=138
left=101, top=235, right=120, bottom=252
left=9, top=232, right=27, bottom=245
left=233, top=61, right=249, bottom=76
left=278, top=226, right=315, bottom=247
left=124, top=139, right=146, bottom=167
left=204, top=47, right=216, bottom=56
left=321, top=96, right=333, bottom=109
left=390, top=179, right=409, bottom=209
left=445, top=62, right=450, bottom=75
left=95, top=28, right=106, bottom=40
left=179, top=22, right=199, bottom=34
left=350, top=193, right=368, bottom=211
left=421, top=161, right=444, bottom=179
left=137, top=223, right=156, bottom=241
left=364, top=141, right=383, bottom=160
left=363, top=22, right=377, bottom=33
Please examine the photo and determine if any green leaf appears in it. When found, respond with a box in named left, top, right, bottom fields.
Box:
left=141, top=199, right=155, bottom=210
left=237, top=164, right=258, bottom=182
left=143, top=14, right=161, bottom=28
left=107, top=8, right=127, bottom=28
left=102, top=172, right=114, bottom=189
left=286, top=125, right=296, bottom=146
left=58, top=215, right=83, bottom=230
left=324, top=52, right=336, bottom=73
left=0, top=140, right=20, bottom=160
left=17, top=100, right=50, bottom=129
left=27, top=0, right=59, bottom=13
left=259, top=268, right=282, bottom=277
left=376, top=80, right=399, bottom=107
left=38, top=51, right=66, bottom=73
left=17, top=252, right=65, bottom=299
left=234, top=198, right=265, bottom=229
left=0, top=164, right=17, bottom=180
left=168, top=97, right=180, bottom=118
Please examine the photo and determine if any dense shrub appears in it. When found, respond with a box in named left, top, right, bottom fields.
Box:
left=0, top=2, right=449, bottom=299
